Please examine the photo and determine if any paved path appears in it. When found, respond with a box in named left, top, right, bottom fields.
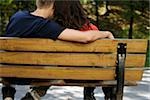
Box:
left=0, top=70, right=150, bottom=100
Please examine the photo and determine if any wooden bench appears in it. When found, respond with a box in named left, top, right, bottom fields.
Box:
left=0, top=37, right=148, bottom=100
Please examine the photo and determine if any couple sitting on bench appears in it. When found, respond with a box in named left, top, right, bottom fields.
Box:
left=1, top=0, right=114, bottom=100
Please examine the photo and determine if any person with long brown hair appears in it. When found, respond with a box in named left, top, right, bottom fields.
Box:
left=53, top=0, right=98, bottom=30
left=53, top=1, right=98, bottom=99
left=53, top=1, right=113, bottom=100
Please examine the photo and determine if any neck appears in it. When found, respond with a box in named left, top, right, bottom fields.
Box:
left=31, top=8, right=51, bottom=19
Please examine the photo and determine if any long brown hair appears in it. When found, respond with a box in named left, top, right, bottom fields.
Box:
left=53, top=0, right=89, bottom=30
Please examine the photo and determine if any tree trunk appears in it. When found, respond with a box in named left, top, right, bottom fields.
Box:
left=95, top=0, right=99, bottom=29
left=128, top=0, right=134, bottom=39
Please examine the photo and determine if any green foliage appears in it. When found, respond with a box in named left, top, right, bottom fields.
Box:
left=82, top=1, right=149, bottom=39
left=1, top=0, right=149, bottom=38
left=0, top=0, right=35, bottom=35
left=80, top=0, right=89, bottom=4
left=0, top=0, right=13, bottom=5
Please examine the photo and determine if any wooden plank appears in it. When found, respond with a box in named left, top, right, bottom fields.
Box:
left=125, top=54, right=146, bottom=67
left=125, top=69, right=143, bottom=81
left=0, top=52, right=146, bottom=67
left=0, top=52, right=116, bottom=66
left=0, top=38, right=147, bottom=53
left=0, top=65, right=143, bottom=81
left=118, top=39, right=148, bottom=53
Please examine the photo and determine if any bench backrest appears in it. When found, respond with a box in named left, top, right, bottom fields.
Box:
left=0, top=37, right=148, bottom=82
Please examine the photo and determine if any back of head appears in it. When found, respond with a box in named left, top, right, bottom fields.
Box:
left=53, top=0, right=88, bottom=30
left=36, top=0, right=55, bottom=8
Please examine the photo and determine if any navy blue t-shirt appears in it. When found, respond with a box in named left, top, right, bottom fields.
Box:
left=2, top=11, right=65, bottom=40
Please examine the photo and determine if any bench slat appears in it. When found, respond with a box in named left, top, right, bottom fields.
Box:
left=30, top=80, right=137, bottom=86
left=1, top=79, right=137, bottom=86
left=0, top=52, right=146, bottom=67
left=126, top=54, right=146, bottom=67
left=0, top=65, right=143, bottom=81
left=0, top=38, right=147, bottom=53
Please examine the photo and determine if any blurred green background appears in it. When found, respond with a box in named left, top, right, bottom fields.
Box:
left=0, top=0, right=149, bottom=67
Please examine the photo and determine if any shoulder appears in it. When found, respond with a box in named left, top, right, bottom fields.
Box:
left=10, top=11, right=30, bottom=22
left=80, top=22, right=99, bottom=31
left=89, top=23, right=99, bottom=30
left=12, top=11, right=28, bottom=18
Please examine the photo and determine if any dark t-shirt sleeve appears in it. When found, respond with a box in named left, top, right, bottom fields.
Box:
left=35, top=20, right=65, bottom=40
left=2, top=11, right=66, bottom=40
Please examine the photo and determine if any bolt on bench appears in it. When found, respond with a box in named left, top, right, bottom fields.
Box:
left=0, top=37, right=148, bottom=100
